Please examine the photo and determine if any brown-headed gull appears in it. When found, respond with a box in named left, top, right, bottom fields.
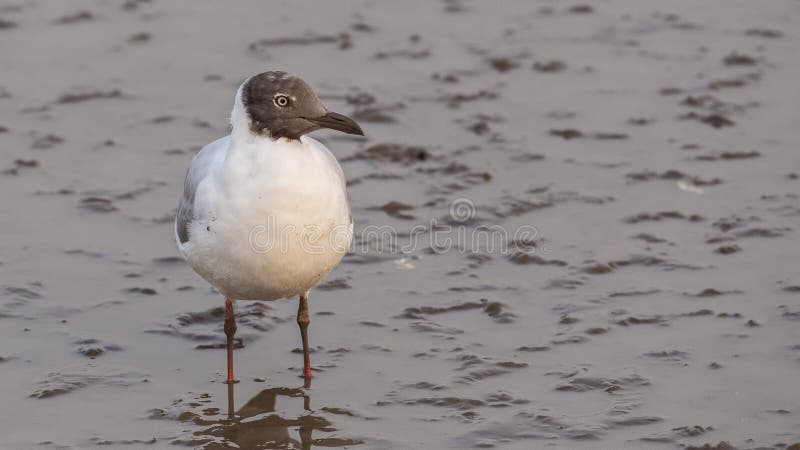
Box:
left=175, top=71, right=363, bottom=383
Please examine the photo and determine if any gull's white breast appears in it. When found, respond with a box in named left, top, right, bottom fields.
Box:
left=176, top=135, right=352, bottom=300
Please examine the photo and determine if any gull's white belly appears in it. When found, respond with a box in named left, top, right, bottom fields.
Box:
left=178, top=136, right=352, bottom=300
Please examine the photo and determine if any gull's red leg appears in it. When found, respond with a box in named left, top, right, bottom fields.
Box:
left=224, top=297, right=237, bottom=384
left=297, top=292, right=312, bottom=379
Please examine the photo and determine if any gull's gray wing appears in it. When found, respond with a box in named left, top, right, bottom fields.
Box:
left=175, top=136, right=229, bottom=244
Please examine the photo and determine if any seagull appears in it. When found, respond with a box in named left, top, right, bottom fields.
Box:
left=174, top=71, right=363, bottom=383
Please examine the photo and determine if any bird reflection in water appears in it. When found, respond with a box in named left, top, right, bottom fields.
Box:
left=194, top=379, right=358, bottom=449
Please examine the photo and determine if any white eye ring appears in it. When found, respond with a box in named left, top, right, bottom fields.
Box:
left=274, top=94, right=290, bottom=107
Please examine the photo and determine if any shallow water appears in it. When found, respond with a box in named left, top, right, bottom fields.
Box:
left=1, top=0, right=799, bottom=448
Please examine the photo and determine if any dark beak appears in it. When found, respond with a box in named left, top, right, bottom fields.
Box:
left=307, top=111, right=364, bottom=136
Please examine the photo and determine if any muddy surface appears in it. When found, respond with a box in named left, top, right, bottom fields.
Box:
left=1, top=0, right=799, bottom=449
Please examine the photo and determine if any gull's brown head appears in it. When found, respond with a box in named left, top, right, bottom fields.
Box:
left=241, top=71, right=364, bottom=140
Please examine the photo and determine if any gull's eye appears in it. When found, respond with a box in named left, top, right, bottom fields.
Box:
left=274, top=94, right=291, bottom=107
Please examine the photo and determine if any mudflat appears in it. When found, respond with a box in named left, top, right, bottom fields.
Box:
left=1, top=1, right=798, bottom=448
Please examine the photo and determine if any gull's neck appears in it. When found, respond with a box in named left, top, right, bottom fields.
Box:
left=230, top=80, right=260, bottom=145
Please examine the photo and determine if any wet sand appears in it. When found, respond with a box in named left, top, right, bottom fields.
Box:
left=1, top=0, right=799, bottom=448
